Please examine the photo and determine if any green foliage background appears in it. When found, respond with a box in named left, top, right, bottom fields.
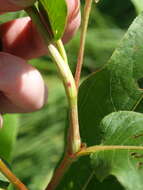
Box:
left=0, top=0, right=142, bottom=189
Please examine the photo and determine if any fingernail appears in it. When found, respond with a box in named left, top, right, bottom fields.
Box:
left=0, top=114, right=3, bottom=128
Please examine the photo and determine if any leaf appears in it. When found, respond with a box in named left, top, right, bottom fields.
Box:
left=56, top=13, right=143, bottom=189
left=91, top=111, right=143, bottom=190
left=78, top=12, right=143, bottom=146
left=131, top=0, right=143, bottom=14
left=38, top=0, right=67, bottom=40
left=0, top=114, right=19, bottom=162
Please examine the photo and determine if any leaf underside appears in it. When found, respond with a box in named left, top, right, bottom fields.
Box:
left=91, top=111, right=143, bottom=190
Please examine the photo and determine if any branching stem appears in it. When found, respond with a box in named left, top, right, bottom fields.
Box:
left=75, top=0, right=93, bottom=89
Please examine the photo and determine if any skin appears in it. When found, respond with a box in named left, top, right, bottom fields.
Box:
left=0, top=0, right=81, bottom=113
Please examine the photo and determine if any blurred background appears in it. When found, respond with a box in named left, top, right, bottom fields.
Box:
left=0, top=0, right=141, bottom=189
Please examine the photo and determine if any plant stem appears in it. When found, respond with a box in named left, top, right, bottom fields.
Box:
left=25, top=5, right=81, bottom=189
left=75, top=0, right=93, bottom=89
left=47, top=44, right=81, bottom=154
left=77, top=145, right=143, bottom=157
left=55, top=40, right=68, bottom=64
left=0, top=159, right=28, bottom=190
left=46, top=153, right=76, bottom=190
left=26, top=5, right=81, bottom=153
left=46, top=43, right=80, bottom=189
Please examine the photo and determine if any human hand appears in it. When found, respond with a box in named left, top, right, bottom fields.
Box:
left=0, top=0, right=81, bottom=114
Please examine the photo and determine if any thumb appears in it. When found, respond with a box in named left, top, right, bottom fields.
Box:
left=9, top=0, right=36, bottom=7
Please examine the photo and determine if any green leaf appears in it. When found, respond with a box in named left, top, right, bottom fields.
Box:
left=131, top=0, right=143, bottom=14
left=91, top=111, right=143, bottom=190
left=78, top=12, right=143, bottom=146
left=0, top=114, right=19, bottom=162
left=38, top=0, right=67, bottom=40
left=56, top=13, right=143, bottom=189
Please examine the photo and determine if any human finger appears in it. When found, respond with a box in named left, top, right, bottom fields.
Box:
left=0, top=52, right=47, bottom=113
left=0, top=0, right=81, bottom=59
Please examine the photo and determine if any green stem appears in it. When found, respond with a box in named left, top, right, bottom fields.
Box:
left=0, top=159, right=28, bottom=190
left=75, top=0, right=93, bottom=89
left=25, top=4, right=81, bottom=154
left=47, top=44, right=81, bottom=154
left=77, top=145, right=143, bottom=157
left=55, top=40, right=68, bottom=64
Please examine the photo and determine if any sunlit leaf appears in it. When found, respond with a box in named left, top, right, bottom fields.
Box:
left=38, top=0, right=67, bottom=40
